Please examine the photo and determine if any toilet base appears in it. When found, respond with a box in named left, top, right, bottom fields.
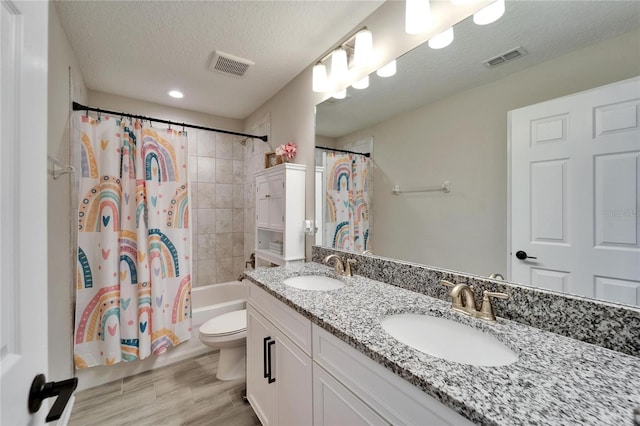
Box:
left=216, top=345, right=246, bottom=381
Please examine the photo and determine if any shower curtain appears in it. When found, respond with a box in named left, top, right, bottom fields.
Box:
left=73, top=113, right=192, bottom=368
left=324, top=152, right=370, bottom=252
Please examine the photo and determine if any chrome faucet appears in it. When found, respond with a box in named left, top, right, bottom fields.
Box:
left=440, top=280, right=509, bottom=321
left=323, top=254, right=356, bottom=277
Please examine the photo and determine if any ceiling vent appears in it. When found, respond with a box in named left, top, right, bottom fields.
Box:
left=482, top=47, right=528, bottom=68
left=209, top=51, right=254, bottom=77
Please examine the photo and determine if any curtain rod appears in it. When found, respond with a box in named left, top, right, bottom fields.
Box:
left=72, top=102, right=268, bottom=142
left=316, top=145, right=370, bottom=157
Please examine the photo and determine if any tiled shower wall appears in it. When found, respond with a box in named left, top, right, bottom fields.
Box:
left=243, top=116, right=272, bottom=264
left=189, top=130, right=246, bottom=287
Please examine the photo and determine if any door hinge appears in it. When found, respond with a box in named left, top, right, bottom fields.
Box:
left=282, top=215, right=284, bottom=222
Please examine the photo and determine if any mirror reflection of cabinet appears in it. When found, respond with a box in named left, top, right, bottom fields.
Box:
left=255, top=163, right=306, bottom=266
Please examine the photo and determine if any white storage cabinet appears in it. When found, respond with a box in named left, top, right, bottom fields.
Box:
left=255, top=163, right=306, bottom=266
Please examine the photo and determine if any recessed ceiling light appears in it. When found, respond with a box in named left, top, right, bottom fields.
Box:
left=168, top=90, right=184, bottom=99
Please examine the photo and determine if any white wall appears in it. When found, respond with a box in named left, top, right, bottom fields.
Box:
left=88, top=91, right=242, bottom=131
left=334, top=29, right=640, bottom=276
left=243, top=0, right=490, bottom=259
left=47, top=5, right=88, bottom=382
left=315, top=135, right=336, bottom=148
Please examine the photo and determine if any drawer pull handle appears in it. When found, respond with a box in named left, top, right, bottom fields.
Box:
left=267, top=340, right=276, bottom=384
left=263, top=336, right=271, bottom=379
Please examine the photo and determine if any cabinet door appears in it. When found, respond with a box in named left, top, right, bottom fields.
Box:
left=313, top=364, right=389, bottom=426
left=247, top=306, right=276, bottom=425
left=275, top=331, right=313, bottom=426
left=256, top=176, right=271, bottom=229
left=268, top=174, right=285, bottom=230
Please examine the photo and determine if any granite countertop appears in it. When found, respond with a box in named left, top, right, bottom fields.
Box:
left=243, top=262, right=640, bottom=426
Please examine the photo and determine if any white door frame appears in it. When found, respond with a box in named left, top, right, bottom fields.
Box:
left=0, top=0, right=50, bottom=424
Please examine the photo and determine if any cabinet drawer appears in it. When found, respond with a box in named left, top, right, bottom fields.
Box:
left=312, top=325, right=475, bottom=426
left=248, top=283, right=312, bottom=356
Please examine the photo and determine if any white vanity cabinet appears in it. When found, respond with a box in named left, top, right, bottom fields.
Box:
left=246, top=282, right=475, bottom=426
left=255, top=163, right=306, bottom=266
left=312, top=325, right=476, bottom=426
left=246, top=284, right=313, bottom=426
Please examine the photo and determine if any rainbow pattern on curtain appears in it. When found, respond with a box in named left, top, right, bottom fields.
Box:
left=73, top=114, right=192, bottom=369
left=324, top=152, right=371, bottom=252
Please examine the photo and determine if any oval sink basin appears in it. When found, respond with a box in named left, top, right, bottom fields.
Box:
left=381, top=313, right=518, bottom=367
left=283, top=275, right=345, bottom=291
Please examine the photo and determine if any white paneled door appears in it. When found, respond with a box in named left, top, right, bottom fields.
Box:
left=1, top=0, right=52, bottom=424
left=510, top=77, right=640, bottom=306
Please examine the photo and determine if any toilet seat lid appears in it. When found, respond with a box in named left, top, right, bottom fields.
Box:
left=200, top=309, right=247, bottom=337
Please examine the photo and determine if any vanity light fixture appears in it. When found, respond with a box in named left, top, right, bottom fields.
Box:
left=312, top=63, right=329, bottom=92
left=428, top=27, right=454, bottom=49
left=473, top=0, right=505, bottom=25
left=168, top=90, right=184, bottom=99
left=311, top=26, right=376, bottom=94
left=376, top=60, right=396, bottom=77
left=354, top=28, right=373, bottom=67
left=405, top=0, right=431, bottom=35
left=332, top=88, right=347, bottom=99
left=352, top=75, right=369, bottom=90
left=330, top=47, right=349, bottom=85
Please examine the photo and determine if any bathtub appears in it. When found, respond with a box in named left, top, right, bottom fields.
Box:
left=191, top=281, right=247, bottom=329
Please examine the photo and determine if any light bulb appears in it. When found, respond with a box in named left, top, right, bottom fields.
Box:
left=473, top=0, right=505, bottom=25
left=331, top=48, right=349, bottom=85
left=354, top=28, right=373, bottom=68
left=352, top=75, right=369, bottom=90
left=405, top=0, right=431, bottom=35
left=312, top=63, right=328, bottom=92
left=332, top=88, right=347, bottom=99
left=428, top=27, right=454, bottom=49
left=376, top=60, right=396, bottom=78
left=168, top=90, right=184, bottom=99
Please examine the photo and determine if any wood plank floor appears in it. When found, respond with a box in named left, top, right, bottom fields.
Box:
left=69, top=352, right=260, bottom=426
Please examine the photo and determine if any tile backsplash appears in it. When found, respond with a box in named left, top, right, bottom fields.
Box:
left=312, top=246, right=640, bottom=357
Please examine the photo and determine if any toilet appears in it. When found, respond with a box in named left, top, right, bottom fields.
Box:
left=199, top=308, right=247, bottom=381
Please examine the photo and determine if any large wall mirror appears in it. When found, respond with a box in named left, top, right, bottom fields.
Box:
left=314, top=1, right=640, bottom=307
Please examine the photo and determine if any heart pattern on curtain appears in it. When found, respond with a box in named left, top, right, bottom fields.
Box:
left=73, top=114, right=192, bottom=369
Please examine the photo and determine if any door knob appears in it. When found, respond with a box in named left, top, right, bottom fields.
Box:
left=515, top=250, right=537, bottom=260
left=28, top=373, right=78, bottom=422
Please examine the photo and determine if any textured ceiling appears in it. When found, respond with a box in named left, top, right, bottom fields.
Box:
left=55, top=0, right=384, bottom=119
left=316, top=1, right=640, bottom=138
